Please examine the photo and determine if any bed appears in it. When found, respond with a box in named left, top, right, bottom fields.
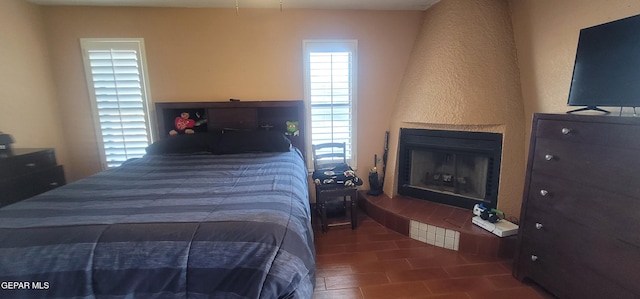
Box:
left=0, top=101, right=315, bottom=298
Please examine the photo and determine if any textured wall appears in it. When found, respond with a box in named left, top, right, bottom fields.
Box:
left=41, top=7, right=422, bottom=181
left=0, top=0, right=69, bottom=175
left=384, top=0, right=526, bottom=219
left=510, top=0, right=640, bottom=147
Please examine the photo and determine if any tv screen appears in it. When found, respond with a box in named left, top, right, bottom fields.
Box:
left=567, top=14, right=640, bottom=113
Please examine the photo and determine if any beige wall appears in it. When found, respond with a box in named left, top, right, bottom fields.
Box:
left=42, top=6, right=423, bottom=181
left=0, top=0, right=69, bottom=173
left=511, top=0, right=640, bottom=141
left=385, top=0, right=526, bottom=219
left=3, top=0, right=636, bottom=221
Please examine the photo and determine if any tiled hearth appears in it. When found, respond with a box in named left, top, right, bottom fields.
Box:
left=358, top=191, right=517, bottom=258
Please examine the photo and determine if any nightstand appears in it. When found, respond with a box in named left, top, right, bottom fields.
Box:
left=0, top=148, right=65, bottom=207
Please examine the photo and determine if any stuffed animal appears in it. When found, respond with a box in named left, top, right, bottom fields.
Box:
left=169, top=112, right=196, bottom=136
left=285, top=121, right=299, bottom=136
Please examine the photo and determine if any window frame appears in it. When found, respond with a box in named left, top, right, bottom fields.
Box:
left=80, top=38, right=154, bottom=170
left=303, top=39, right=358, bottom=171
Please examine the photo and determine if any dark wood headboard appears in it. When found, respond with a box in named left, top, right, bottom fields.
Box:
left=155, top=100, right=306, bottom=158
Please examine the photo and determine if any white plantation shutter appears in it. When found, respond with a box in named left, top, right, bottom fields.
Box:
left=304, top=40, right=358, bottom=170
left=81, top=39, right=152, bottom=169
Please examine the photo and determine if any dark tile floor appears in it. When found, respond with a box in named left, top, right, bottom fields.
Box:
left=311, top=211, right=553, bottom=299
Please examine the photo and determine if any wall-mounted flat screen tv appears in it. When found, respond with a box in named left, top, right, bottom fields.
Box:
left=567, top=14, right=640, bottom=114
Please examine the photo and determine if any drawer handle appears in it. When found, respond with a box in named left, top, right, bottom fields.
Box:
left=49, top=182, right=59, bottom=187
left=561, top=128, right=571, bottom=135
left=540, top=189, right=548, bottom=196
left=25, top=163, right=37, bottom=167
left=544, top=154, right=554, bottom=161
left=531, top=255, right=538, bottom=262
left=535, top=223, right=543, bottom=230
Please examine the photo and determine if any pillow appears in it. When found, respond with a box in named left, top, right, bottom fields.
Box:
left=214, top=130, right=291, bottom=154
left=145, top=132, right=222, bottom=155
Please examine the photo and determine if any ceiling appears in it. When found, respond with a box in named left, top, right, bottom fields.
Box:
left=26, top=0, right=440, bottom=11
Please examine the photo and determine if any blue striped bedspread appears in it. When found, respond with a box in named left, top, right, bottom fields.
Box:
left=0, top=149, right=315, bottom=298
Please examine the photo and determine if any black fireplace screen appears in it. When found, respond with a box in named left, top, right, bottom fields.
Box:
left=398, top=128, right=502, bottom=210
left=409, top=150, right=489, bottom=200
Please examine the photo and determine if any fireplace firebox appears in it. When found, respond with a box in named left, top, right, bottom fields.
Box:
left=398, top=128, right=502, bottom=210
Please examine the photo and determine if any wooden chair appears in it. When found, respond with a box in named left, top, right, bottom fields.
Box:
left=312, top=142, right=358, bottom=233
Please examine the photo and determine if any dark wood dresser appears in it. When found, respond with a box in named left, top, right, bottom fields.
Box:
left=0, top=148, right=65, bottom=207
left=514, top=113, right=640, bottom=298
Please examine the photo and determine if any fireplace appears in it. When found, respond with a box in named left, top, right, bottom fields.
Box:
left=397, top=128, right=502, bottom=210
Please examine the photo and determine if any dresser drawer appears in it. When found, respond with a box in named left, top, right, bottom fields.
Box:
left=517, top=114, right=640, bottom=299
left=531, top=138, right=640, bottom=197
left=0, top=149, right=56, bottom=178
left=517, top=238, right=638, bottom=299
left=518, top=206, right=640, bottom=297
left=0, top=165, right=65, bottom=207
left=526, top=172, right=640, bottom=245
left=516, top=243, right=596, bottom=299
left=536, top=118, right=640, bottom=149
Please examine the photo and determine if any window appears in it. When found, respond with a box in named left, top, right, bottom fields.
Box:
left=303, top=40, right=358, bottom=169
left=80, top=38, right=153, bottom=169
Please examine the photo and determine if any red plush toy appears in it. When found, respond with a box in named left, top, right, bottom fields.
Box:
left=169, top=112, right=196, bottom=136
